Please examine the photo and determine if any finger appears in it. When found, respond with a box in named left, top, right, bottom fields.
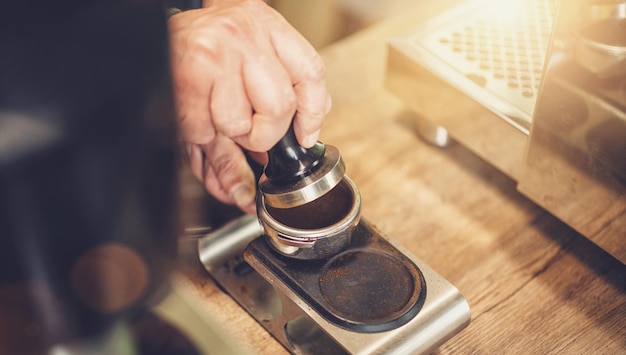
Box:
left=210, top=58, right=253, bottom=138
left=172, top=71, right=217, bottom=144
left=187, top=143, right=205, bottom=182
left=203, top=166, right=232, bottom=204
left=247, top=150, right=268, bottom=166
left=168, top=15, right=217, bottom=145
left=266, top=15, right=329, bottom=147
left=292, top=92, right=332, bottom=147
left=240, top=49, right=296, bottom=152
left=203, top=165, right=255, bottom=214
left=291, top=70, right=329, bottom=147
left=202, top=136, right=257, bottom=213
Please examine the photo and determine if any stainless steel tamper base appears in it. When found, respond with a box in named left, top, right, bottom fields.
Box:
left=258, top=145, right=345, bottom=209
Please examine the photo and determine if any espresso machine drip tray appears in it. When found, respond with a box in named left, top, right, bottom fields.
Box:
left=397, top=0, right=557, bottom=134
left=199, top=216, right=470, bottom=354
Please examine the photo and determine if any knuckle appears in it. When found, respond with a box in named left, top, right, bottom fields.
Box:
left=267, top=91, right=297, bottom=118
left=301, top=109, right=325, bottom=124
left=215, top=16, right=240, bottom=36
left=215, top=117, right=251, bottom=137
left=248, top=135, right=275, bottom=152
left=295, top=90, right=328, bottom=124
left=196, top=131, right=217, bottom=145
left=242, top=0, right=269, bottom=14
left=213, top=9, right=252, bottom=41
left=210, top=152, right=239, bottom=183
left=301, top=53, right=326, bottom=82
left=177, top=105, right=217, bottom=145
left=297, top=93, right=327, bottom=118
left=180, top=118, right=216, bottom=144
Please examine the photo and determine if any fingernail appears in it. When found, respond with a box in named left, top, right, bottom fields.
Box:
left=303, top=129, right=321, bottom=148
left=231, top=183, right=256, bottom=209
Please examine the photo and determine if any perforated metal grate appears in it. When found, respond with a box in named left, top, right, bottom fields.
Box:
left=412, top=0, right=558, bottom=128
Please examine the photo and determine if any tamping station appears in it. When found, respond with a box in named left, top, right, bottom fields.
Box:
left=198, top=125, right=471, bottom=354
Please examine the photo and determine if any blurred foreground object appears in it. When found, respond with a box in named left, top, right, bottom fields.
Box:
left=0, top=1, right=179, bottom=353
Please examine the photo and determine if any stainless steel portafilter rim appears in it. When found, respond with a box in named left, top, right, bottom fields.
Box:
left=257, top=175, right=361, bottom=260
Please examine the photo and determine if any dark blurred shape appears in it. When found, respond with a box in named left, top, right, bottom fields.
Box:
left=130, top=311, right=201, bottom=355
left=0, top=0, right=179, bottom=353
left=162, top=0, right=202, bottom=11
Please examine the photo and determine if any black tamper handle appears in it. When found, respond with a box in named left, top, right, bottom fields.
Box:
left=258, top=122, right=345, bottom=208
left=264, top=123, right=326, bottom=182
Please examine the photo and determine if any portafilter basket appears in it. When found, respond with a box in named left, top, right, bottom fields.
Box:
left=257, top=175, right=361, bottom=260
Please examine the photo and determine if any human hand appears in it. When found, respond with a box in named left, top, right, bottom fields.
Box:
left=168, top=0, right=331, bottom=213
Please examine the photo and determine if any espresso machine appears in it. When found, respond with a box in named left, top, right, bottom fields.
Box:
left=386, top=0, right=626, bottom=265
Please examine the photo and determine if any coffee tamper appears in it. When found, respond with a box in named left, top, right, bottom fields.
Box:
left=259, top=124, right=346, bottom=208
left=256, top=124, right=361, bottom=260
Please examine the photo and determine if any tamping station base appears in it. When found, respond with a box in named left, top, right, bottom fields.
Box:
left=246, top=221, right=427, bottom=333
left=199, top=216, right=471, bottom=354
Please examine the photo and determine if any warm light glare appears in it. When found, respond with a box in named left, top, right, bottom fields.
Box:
left=484, top=0, right=526, bottom=20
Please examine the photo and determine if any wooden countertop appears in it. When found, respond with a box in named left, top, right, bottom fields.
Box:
left=178, top=1, right=626, bottom=353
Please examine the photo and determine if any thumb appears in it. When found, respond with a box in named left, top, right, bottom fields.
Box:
left=202, top=136, right=257, bottom=214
